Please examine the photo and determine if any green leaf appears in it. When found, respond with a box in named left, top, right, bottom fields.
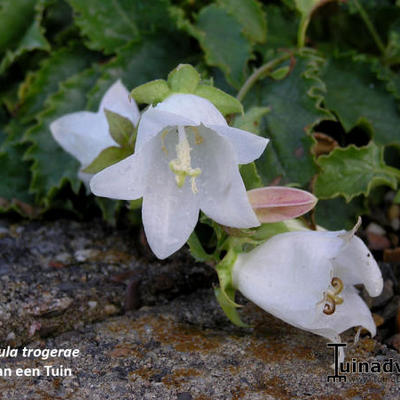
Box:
left=314, top=196, right=368, bottom=230
left=394, top=189, right=400, bottom=204
left=17, top=44, right=99, bottom=124
left=0, top=120, right=35, bottom=214
left=233, top=106, right=270, bottom=134
left=214, top=287, right=249, bottom=328
left=41, top=0, right=74, bottom=43
left=239, top=163, right=262, bottom=190
left=323, top=57, right=400, bottom=147
left=0, top=76, right=19, bottom=114
left=245, top=50, right=332, bottom=186
left=194, top=85, right=243, bottom=115
left=66, top=0, right=171, bottom=54
left=187, top=232, right=216, bottom=263
left=167, top=64, right=200, bottom=93
left=0, top=141, right=33, bottom=201
left=95, top=198, right=123, bottom=226
left=260, top=5, right=297, bottom=49
left=373, top=62, right=400, bottom=103
left=215, top=249, right=241, bottom=305
left=214, top=247, right=249, bottom=328
left=217, top=0, right=267, bottom=43
left=0, top=0, right=36, bottom=52
left=385, top=19, right=400, bottom=64
left=270, top=66, right=290, bottom=80
left=87, top=35, right=192, bottom=110
left=104, top=109, right=134, bottom=148
left=251, top=222, right=290, bottom=241
left=0, top=0, right=50, bottom=73
left=24, top=67, right=101, bottom=205
left=130, top=79, right=171, bottom=105
left=294, top=0, right=318, bottom=16
left=0, top=108, right=8, bottom=148
left=193, top=4, right=252, bottom=88
left=314, top=143, right=398, bottom=202
left=0, top=142, right=36, bottom=215
left=83, top=146, right=132, bottom=174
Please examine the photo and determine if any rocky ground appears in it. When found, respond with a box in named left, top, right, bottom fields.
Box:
left=0, top=218, right=399, bottom=399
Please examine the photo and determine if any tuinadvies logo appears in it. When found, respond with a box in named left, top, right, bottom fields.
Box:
left=327, top=343, right=400, bottom=383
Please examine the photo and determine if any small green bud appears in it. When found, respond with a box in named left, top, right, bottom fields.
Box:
left=167, top=64, right=201, bottom=93
left=130, top=79, right=171, bottom=105
left=194, top=84, right=243, bottom=116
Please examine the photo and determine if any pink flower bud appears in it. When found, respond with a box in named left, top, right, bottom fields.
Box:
left=247, top=186, right=318, bottom=223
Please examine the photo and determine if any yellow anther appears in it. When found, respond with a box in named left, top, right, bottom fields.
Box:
left=161, top=129, right=169, bottom=155
left=189, top=126, right=204, bottom=145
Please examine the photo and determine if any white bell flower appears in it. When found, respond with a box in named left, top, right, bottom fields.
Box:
left=90, top=93, right=268, bottom=259
left=50, top=80, right=140, bottom=186
left=232, top=223, right=383, bottom=361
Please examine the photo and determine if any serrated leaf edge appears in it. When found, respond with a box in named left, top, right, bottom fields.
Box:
left=315, top=143, right=398, bottom=202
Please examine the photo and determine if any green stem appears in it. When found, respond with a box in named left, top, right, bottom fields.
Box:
left=236, top=53, right=292, bottom=102
left=297, top=15, right=310, bottom=48
left=353, top=0, right=385, bottom=55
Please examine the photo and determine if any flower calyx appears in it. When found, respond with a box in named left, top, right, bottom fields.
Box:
left=214, top=246, right=250, bottom=328
left=130, top=64, right=243, bottom=116
left=83, top=109, right=136, bottom=175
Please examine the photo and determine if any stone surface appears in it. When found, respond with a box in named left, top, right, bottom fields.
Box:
left=1, top=290, right=400, bottom=399
left=0, top=218, right=400, bottom=399
left=0, top=219, right=214, bottom=347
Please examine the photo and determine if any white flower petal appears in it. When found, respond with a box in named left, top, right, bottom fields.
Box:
left=99, top=80, right=140, bottom=125
left=203, top=167, right=260, bottom=228
left=233, top=229, right=380, bottom=345
left=304, top=287, right=376, bottom=339
left=156, top=93, right=227, bottom=126
left=142, top=131, right=200, bottom=259
left=89, top=135, right=158, bottom=200
left=233, top=232, right=337, bottom=313
left=50, top=111, right=114, bottom=166
left=136, top=108, right=196, bottom=151
left=334, top=235, right=383, bottom=297
left=268, top=288, right=376, bottom=343
left=189, top=126, right=259, bottom=228
left=208, top=124, right=269, bottom=164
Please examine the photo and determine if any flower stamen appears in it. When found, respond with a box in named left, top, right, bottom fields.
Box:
left=169, top=126, right=201, bottom=193
left=189, top=126, right=204, bottom=145
left=322, top=277, right=344, bottom=315
left=323, top=294, right=336, bottom=315
left=161, top=129, right=169, bottom=155
left=331, top=277, right=343, bottom=294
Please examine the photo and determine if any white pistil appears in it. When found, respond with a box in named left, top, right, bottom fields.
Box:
left=169, top=126, right=201, bottom=192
